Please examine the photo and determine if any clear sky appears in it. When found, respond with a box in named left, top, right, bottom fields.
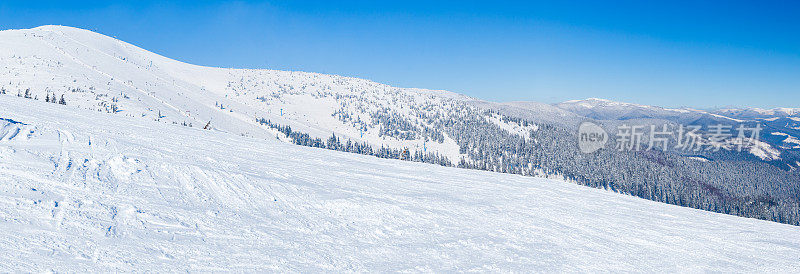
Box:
left=1, top=0, right=798, bottom=108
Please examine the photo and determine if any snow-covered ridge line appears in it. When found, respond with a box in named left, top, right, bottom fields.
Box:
left=26, top=25, right=475, bottom=97
left=0, top=25, right=478, bottom=158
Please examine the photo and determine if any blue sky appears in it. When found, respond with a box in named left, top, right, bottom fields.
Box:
left=1, top=1, right=798, bottom=108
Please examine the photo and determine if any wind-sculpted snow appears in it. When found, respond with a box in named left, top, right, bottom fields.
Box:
left=2, top=95, right=800, bottom=271
left=0, top=118, right=32, bottom=141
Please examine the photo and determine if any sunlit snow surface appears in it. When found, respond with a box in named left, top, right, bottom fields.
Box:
left=1, top=97, right=800, bottom=272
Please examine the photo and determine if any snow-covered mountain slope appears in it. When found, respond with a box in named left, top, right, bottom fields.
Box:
left=8, top=24, right=792, bottom=170
left=2, top=25, right=799, bottom=229
left=0, top=25, right=476, bottom=161
left=3, top=94, right=800, bottom=272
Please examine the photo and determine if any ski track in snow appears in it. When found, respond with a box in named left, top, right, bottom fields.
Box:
left=36, top=29, right=189, bottom=119
left=1, top=95, right=800, bottom=272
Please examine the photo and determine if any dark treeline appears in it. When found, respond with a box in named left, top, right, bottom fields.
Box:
left=259, top=102, right=800, bottom=226
left=256, top=118, right=452, bottom=167
left=446, top=109, right=800, bottom=226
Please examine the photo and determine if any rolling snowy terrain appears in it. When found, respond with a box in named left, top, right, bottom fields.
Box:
left=0, top=25, right=473, bottom=161
left=3, top=92, right=800, bottom=271
left=2, top=25, right=800, bottom=271
left=2, top=25, right=798, bottom=168
left=2, top=25, right=798, bottom=171
left=2, top=25, right=800, bottom=227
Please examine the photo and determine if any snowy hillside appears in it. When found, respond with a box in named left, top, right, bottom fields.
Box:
left=3, top=25, right=800, bottom=228
left=0, top=25, right=474, bottom=161
left=7, top=25, right=794, bottom=171
left=3, top=94, right=800, bottom=271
